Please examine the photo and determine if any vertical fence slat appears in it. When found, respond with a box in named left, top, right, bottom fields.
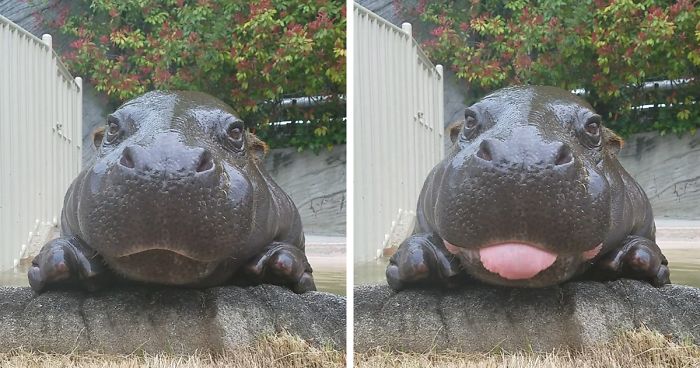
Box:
left=353, top=5, right=445, bottom=263
left=0, top=16, right=82, bottom=270
left=0, top=23, right=8, bottom=265
left=8, top=29, right=19, bottom=266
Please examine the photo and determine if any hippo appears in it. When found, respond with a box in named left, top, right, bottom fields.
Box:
left=387, top=86, right=670, bottom=289
left=28, top=91, right=315, bottom=293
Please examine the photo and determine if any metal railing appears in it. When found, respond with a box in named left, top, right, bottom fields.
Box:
left=0, top=15, right=82, bottom=270
left=353, top=4, right=445, bottom=263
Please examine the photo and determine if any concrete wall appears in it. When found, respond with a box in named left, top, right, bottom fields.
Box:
left=264, top=146, right=346, bottom=236
left=618, top=132, right=700, bottom=220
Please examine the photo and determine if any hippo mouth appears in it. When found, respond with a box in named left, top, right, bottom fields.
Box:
left=117, top=248, right=205, bottom=260
left=444, top=240, right=602, bottom=280
left=105, top=248, right=226, bottom=286
left=110, top=244, right=228, bottom=263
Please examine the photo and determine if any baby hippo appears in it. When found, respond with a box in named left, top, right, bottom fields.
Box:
left=387, top=86, right=670, bottom=289
left=29, top=91, right=315, bottom=293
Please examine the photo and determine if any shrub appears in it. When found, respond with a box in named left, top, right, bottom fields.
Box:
left=399, top=0, right=700, bottom=136
left=51, top=0, right=346, bottom=151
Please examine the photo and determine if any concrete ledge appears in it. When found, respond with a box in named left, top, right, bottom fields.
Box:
left=354, top=280, right=700, bottom=352
left=0, top=285, right=345, bottom=354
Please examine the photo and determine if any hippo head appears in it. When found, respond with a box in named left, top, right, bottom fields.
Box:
left=76, top=91, right=268, bottom=284
left=434, top=86, right=621, bottom=287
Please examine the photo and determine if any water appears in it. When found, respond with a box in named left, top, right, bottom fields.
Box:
left=355, top=249, right=700, bottom=288
left=313, top=268, right=346, bottom=295
left=663, top=249, right=700, bottom=287
left=0, top=266, right=29, bottom=287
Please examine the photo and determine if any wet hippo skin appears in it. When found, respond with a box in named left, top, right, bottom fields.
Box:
left=29, top=91, right=315, bottom=293
left=387, top=86, right=670, bottom=289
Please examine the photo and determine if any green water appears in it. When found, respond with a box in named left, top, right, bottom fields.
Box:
left=314, top=268, right=346, bottom=295
left=355, top=248, right=700, bottom=288
left=663, top=249, right=700, bottom=288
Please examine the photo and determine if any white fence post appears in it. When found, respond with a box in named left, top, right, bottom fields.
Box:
left=0, top=15, right=83, bottom=271
left=353, top=4, right=445, bottom=263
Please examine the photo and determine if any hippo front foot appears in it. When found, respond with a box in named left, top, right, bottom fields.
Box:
left=239, top=242, right=316, bottom=293
left=588, top=236, right=670, bottom=287
left=28, top=237, right=109, bottom=293
left=386, top=233, right=463, bottom=290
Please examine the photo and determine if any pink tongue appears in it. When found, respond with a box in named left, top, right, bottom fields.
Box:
left=479, top=243, right=558, bottom=280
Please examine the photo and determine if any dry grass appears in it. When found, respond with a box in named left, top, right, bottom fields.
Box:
left=0, top=333, right=345, bottom=368
left=355, top=328, right=700, bottom=368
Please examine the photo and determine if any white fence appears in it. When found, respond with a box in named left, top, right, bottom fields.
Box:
left=0, top=15, right=83, bottom=271
left=354, top=4, right=445, bottom=263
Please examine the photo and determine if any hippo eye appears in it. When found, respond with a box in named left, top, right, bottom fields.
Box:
left=225, top=120, right=245, bottom=151
left=581, top=114, right=603, bottom=147
left=465, top=116, right=478, bottom=129
left=462, top=109, right=480, bottom=139
left=584, top=115, right=602, bottom=137
left=105, top=116, right=122, bottom=143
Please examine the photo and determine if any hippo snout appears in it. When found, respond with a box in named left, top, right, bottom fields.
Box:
left=115, top=132, right=218, bottom=182
left=476, top=138, right=573, bottom=167
left=119, top=145, right=214, bottom=175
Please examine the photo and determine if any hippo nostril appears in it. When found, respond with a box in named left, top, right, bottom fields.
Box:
left=195, top=150, right=214, bottom=173
left=476, top=140, right=493, bottom=161
left=119, top=147, right=135, bottom=169
left=554, top=144, right=573, bottom=166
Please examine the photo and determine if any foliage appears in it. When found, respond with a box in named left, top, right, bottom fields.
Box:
left=398, top=0, right=700, bottom=136
left=48, top=0, right=346, bottom=151
left=256, top=99, right=346, bottom=152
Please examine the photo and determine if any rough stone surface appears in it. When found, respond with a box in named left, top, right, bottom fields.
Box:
left=264, top=145, right=346, bottom=236
left=618, top=132, right=700, bottom=219
left=0, top=285, right=345, bottom=354
left=354, top=280, right=700, bottom=352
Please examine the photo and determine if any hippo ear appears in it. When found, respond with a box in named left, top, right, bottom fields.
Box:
left=247, top=131, right=269, bottom=161
left=447, top=120, right=464, bottom=143
left=603, top=126, right=624, bottom=155
left=92, top=126, right=106, bottom=149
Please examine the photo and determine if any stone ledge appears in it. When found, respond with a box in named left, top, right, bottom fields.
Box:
left=354, top=280, right=700, bottom=352
left=0, top=285, right=345, bottom=354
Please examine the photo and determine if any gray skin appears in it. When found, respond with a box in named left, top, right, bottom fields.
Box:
left=387, top=86, right=670, bottom=290
left=28, top=91, right=315, bottom=293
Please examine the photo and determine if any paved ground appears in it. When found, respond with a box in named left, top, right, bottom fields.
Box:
left=655, top=218, right=700, bottom=249
left=306, top=235, right=346, bottom=270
